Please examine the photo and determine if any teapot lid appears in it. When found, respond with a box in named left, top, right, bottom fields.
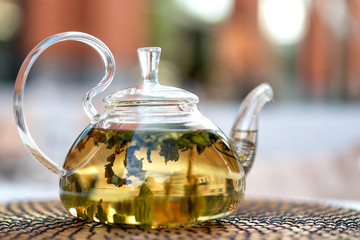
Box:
left=104, top=47, right=199, bottom=106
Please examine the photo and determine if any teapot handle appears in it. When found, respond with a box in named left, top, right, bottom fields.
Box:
left=13, top=32, right=115, bottom=176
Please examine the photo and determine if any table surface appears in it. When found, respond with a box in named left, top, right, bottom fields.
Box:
left=1, top=184, right=360, bottom=239
left=1, top=198, right=360, bottom=240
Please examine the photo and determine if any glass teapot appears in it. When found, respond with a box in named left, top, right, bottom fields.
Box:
left=14, top=32, right=273, bottom=228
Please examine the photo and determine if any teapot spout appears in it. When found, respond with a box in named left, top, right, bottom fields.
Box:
left=230, top=83, right=273, bottom=175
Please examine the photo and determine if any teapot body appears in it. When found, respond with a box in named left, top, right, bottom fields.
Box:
left=60, top=107, right=246, bottom=228
left=14, top=32, right=272, bottom=229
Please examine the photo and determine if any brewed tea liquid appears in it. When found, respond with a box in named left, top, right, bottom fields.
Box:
left=60, top=127, right=245, bottom=228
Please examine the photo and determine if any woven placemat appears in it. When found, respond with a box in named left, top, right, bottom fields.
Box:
left=0, top=199, right=359, bottom=240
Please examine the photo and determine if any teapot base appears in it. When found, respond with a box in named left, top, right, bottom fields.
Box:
left=60, top=191, right=244, bottom=228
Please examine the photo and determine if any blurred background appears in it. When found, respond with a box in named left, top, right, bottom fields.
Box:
left=1, top=0, right=360, bottom=202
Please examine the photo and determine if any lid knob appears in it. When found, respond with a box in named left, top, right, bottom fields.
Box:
left=138, top=47, right=161, bottom=84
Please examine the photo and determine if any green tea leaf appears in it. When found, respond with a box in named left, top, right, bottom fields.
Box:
left=159, top=138, right=180, bottom=163
left=93, top=130, right=107, bottom=146
left=107, top=136, right=115, bottom=149
left=113, top=214, right=126, bottom=224
left=86, top=202, right=96, bottom=221
left=105, top=153, right=127, bottom=187
left=135, top=182, right=154, bottom=226
left=75, top=206, right=88, bottom=220
left=96, top=199, right=108, bottom=223
left=105, top=154, right=115, bottom=179
left=196, top=145, right=206, bottom=155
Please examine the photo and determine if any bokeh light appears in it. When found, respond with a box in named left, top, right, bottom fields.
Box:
left=174, top=0, right=234, bottom=24
left=0, top=1, right=22, bottom=42
left=258, top=0, right=307, bottom=45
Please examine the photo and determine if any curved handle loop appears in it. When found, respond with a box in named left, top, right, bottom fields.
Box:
left=13, top=32, right=116, bottom=175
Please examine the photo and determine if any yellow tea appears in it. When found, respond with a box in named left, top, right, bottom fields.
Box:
left=60, top=128, right=246, bottom=228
